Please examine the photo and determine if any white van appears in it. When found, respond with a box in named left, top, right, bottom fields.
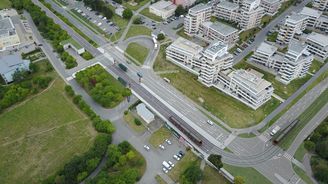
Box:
left=270, top=126, right=281, bottom=136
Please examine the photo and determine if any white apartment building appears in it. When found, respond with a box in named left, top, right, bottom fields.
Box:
left=184, top=3, right=212, bottom=36
left=299, top=7, right=322, bottom=27
left=276, top=13, right=308, bottom=45
left=305, top=32, right=328, bottom=61
left=239, top=0, right=264, bottom=30
left=278, top=40, right=313, bottom=84
left=197, top=42, right=234, bottom=86
left=214, top=1, right=240, bottom=22
left=313, top=0, right=328, bottom=11
left=216, top=68, right=274, bottom=109
left=315, top=15, right=328, bottom=33
left=199, top=21, right=239, bottom=47
left=149, top=0, right=177, bottom=19
left=166, top=37, right=203, bottom=74
left=0, top=15, right=20, bottom=51
left=260, top=0, right=282, bottom=16
left=251, top=41, right=284, bottom=71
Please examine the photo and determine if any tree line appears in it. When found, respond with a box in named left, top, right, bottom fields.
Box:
left=10, top=0, right=77, bottom=69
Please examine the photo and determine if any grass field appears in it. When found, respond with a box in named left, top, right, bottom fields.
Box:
left=153, top=43, right=179, bottom=72
left=0, top=79, right=97, bottom=184
left=124, top=25, right=152, bottom=40
left=294, top=142, right=307, bottom=162
left=223, top=164, right=271, bottom=184
left=123, top=111, right=146, bottom=133
left=123, top=0, right=151, bottom=11
left=279, top=88, right=328, bottom=150
left=292, top=164, right=314, bottom=184
left=155, top=175, right=167, bottom=184
left=203, top=165, right=229, bottom=184
left=140, top=8, right=162, bottom=22
left=168, top=151, right=200, bottom=182
left=148, top=126, right=171, bottom=147
left=0, top=0, right=11, bottom=9
left=125, top=42, right=149, bottom=65
left=309, top=59, right=324, bottom=74
left=161, top=69, right=280, bottom=128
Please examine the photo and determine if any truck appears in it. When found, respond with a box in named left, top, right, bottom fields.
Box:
left=270, top=125, right=281, bottom=136
left=162, top=161, right=172, bottom=170
left=118, top=63, right=127, bottom=72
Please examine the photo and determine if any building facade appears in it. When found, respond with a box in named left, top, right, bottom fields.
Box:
left=305, top=32, right=328, bottom=61
left=239, top=0, right=264, bottom=30
left=172, top=0, right=196, bottom=7
left=214, top=1, right=240, bottom=22
left=251, top=41, right=284, bottom=71
left=313, top=0, right=328, bottom=11
left=260, top=0, right=281, bottom=16
left=184, top=3, right=212, bottom=36
left=149, top=0, right=177, bottom=19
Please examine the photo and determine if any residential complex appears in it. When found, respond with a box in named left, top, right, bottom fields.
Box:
left=299, top=7, right=328, bottom=33
left=305, top=32, right=328, bottom=61
left=214, top=1, right=240, bottom=22
left=251, top=41, right=283, bottom=71
left=0, top=14, right=20, bottom=51
left=0, top=55, right=30, bottom=84
left=260, top=0, right=281, bottom=16
left=313, top=0, right=328, bottom=11
left=149, top=0, right=177, bottom=19
left=172, top=0, right=196, bottom=7
left=239, top=0, right=264, bottom=30
left=184, top=3, right=212, bottom=36
left=166, top=37, right=273, bottom=109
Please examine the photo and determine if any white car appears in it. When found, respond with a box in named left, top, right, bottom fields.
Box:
left=168, top=161, right=175, bottom=167
left=162, top=167, right=168, bottom=173
left=173, top=154, right=180, bottom=161
left=165, top=139, right=172, bottom=145
left=159, top=144, right=165, bottom=150
left=143, top=145, right=150, bottom=151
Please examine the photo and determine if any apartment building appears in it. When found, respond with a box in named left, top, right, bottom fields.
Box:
left=313, top=0, right=328, bottom=11
left=278, top=40, right=313, bottom=84
left=239, top=0, right=264, bottom=30
left=198, top=21, right=239, bottom=47
left=214, top=1, right=240, bottom=22
left=305, top=32, right=328, bottom=61
left=276, top=13, right=308, bottom=45
left=251, top=41, right=284, bottom=71
left=299, top=7, right=322, bottom=27
left=172, top=0, right=196, bottom=7
left=315, top=15, right=328, bottom=33
left=166, top=37, right=203, bottom=74
left=184, top=3, right=212, bottom=36
left=216, top=68, right=274, bottom=109
left=260, top=0, right=282, bottom=16
left=197, top=42, right=234, bottom=86
left=0, top=14, right=20, bottom=51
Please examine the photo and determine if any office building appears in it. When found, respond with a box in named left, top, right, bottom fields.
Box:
left=149, top=0, right=177, bottom=19
left=0, top=14, right=20, bottom=51
left=0, top=55, right=30, bottom=84
left=305, top=32, right=328, bottom=61
left=184, top=3, right=212, bottom=35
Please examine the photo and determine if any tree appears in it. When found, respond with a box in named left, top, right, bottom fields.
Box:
left=123, top=9, right=133, bottom=20
left=175, top=5, right=185, bottom=16
left=316, top=139, right=328, bottom=159
left=208, top=154, right=223, bottom=170
left=180, top=163, right=203, bottom=184
left=304, top=140, right=315, bottom=152
left=157, top=33, right=165, bottom=41
left=234, top=176, right=245, bottom=184
left=12, top=69, right=29, bottom=82
left=133, top=16, right=143, bottom=24
left=118, top=141, right=132, bottom=154
left=134, top=118, right=142, bottom=126
left=107, top=145, right=121, bottom=167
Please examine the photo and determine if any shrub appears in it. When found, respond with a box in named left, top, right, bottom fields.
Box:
left=134, top=118, right=142, bottom=126
left=157, top=33, right=165, bottom=41
left=208, top=154, right=223, bottom=170
left=64, top=85, right=75, bottom=97
left=123, top=9, right=133, bottom=20
left=133, top=16, right=143, bottom=24
left=81, top=51, right=93, bottom=60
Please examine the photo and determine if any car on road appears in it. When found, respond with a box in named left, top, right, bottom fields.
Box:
left=173, top=154, right=180, bottom=160
left=168, top=161, right=175, bottom=167
left=162, top=167, right=168, bottom=173
left=143, top=145, right=150, bottom=151
left=165, top=139, right=172, bottom=145
left=159, top=144, right=165, bottom=150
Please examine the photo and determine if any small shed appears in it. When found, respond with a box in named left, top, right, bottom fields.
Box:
left=60, top=38, right=85, bottom=55
left=136, top=103, right=155, bottom=124
left=115, top=7, right=125, bottom=17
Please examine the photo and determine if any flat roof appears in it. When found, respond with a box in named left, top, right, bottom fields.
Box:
left=0, top=55, right=29, bottom=74
left=150, top=0, right=175, bottom=10
left=307, top=32, right=328, bottom=47
left=60, top=38, right=83, bottom=49
left=256, top=42, right=277, bottom=56
left=286, top=13, right=308, bottom=24
left=0, top=17, right=13, bottom=30
left=169, top=37, right=203, bottom=54
left=288, top=39, right=307, bottom=55
left=189, top=3, right=211, bottom=13
left=299, top=7, right=322, bottom=18
left=217, top=1, right=239, bottom=10
left=231, top=69, right=272, bottom=93
left=203, top=21, right=238, bottom=36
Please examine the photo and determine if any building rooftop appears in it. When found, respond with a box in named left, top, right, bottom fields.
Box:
left=189, top=3, right=211, bottom=13
left=136, top=103, right=154, bottom=124
left=169, top=37, right=203, bottom=55
left=231, top=69, right=272, bottom=93
left=203, top=21, right=238, bottom=36
left=217, top=1, right=239, bottom=10
left=307, top=32, right=328, bottom=47
left=0, top=17, right=13, bottom=31
left=0, top=55, right=30, bottom=82
left=288, top=39, right=307, bottom=56
left=60, top=38, right=83, bottom=49
left=262, top=0, right=280, bottom=4
left=202, top=41, right=229, bottom=60
left=286, top=13, right=308, bottom=24
left=256, top=42, right=277, bottom=56
left=299, top=7, right=322, bottom=18
left=150, top=0, right=175, bottom=10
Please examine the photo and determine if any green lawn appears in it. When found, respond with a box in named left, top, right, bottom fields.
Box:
left=292, top=164, right=314, bottom=184
left=161, top=69, right=280, bottom=128
left=168, top=151, right=200, bottom=182
left=177, top=28, right=192, bottom=40
left=223, top=164, right=271, bottom=184
left=124, top=25, right=152, bottom=40
left=125, top=42, right=149, bottom=65
left=0, top=79, right=97, bottom=184
left=203, top=165, right=229, bottom=184
left=309, top=59, right=324, bottom=74
left=123, top=111, right=146, bottom=133
left=155, top=175, right=167, bottom=184
left=235, top=60, right=311, bottom=99
left=267, top=32, right=278, bottom=42
left=123, top=0, right=151, bottom=11
left=148, top=126, right=171, bottom=147
left=239, top=27, right=260, bottom=42
left=0, top=0, right=11, bottom=9
left=153, top=43, right=180, bottom=72
left=294, top=142, right=307, bottom=162
left=140, top=8, right=163, bottom=22
left=279, top=88, right=328, bottom=150
left=108, top=5, right=129, bottom=43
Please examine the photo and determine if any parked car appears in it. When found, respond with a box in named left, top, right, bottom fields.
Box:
left=159, top=144, right=165, bottom=150
left=168, top=161, right=175, bottom=167
left=143, top=145, right=150, bottom=151
left=162, top=167, right=168, bottom=173
left=173, top=154, right=180, bottom=160
left=178, top=151, right=184, bottom=157
left=207, top=120, right=214, bottom=125
left=165, top=139, right=172, bottom=145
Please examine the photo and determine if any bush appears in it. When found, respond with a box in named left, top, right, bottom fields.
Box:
left=134, top=118, right=142, bottom=126
left=123, top=9, right=133, bottom=20
left=124, top=110, right=128, bottom=115
left=64, top=85, right=75, bottom=97
left=94, top=120, right=116, bottom=134
left=208, top=154, right=223, bottom=170
left=133, top=17, right=143, bottom=24
left=180, top=162, right=203, bottom=184
left=304, top=140, right=315, bottom=152
left=81, top=51, right=93, bottom=60
left=157, top=33, right=165, bottom=41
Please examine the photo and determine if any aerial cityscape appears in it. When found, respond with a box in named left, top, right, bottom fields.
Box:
left=0, top=0, right=327, bottom=183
